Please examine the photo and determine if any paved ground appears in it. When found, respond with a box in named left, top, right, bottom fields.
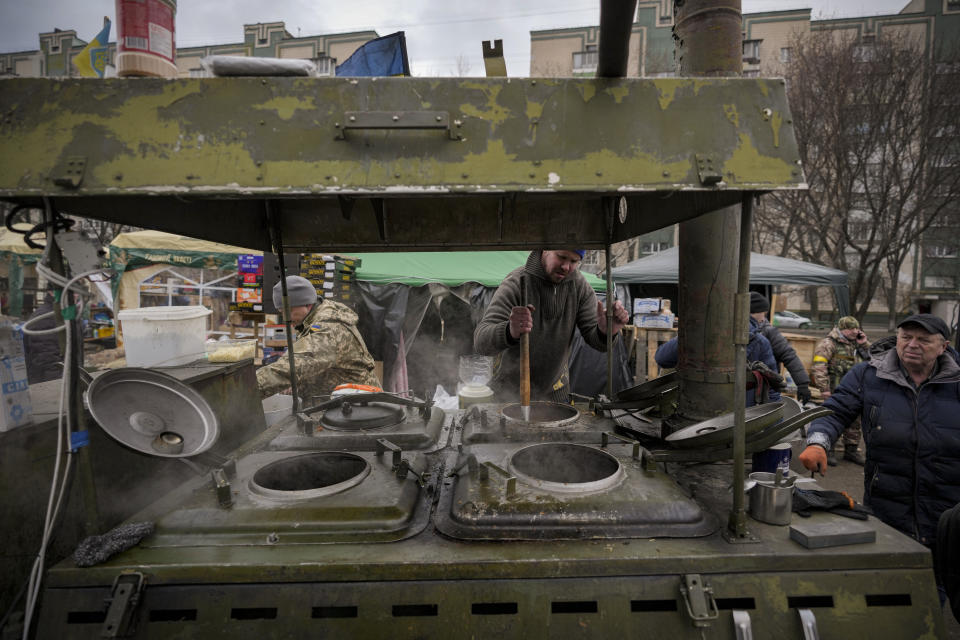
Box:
left=795, top=442, right=960, bottom=638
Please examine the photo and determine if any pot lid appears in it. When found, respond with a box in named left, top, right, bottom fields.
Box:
left=86, top=368, right=219, bottom=458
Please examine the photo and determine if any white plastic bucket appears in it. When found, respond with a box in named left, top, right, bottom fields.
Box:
left=118, top=306, right=211, bottom=367
left=262, top=394, right=294, bottom=427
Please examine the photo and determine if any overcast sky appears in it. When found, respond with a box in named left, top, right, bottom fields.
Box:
left=0, top=0, right=912, bottom=76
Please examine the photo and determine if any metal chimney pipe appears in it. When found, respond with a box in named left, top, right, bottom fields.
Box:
left=673, top=0, right=743, bottom=421
left=597, top=0, right=639, bottom=78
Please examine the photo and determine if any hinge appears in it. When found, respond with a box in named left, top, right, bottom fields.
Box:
left=101, top=571, right=145, bottom=638
left=680, top=574, right=719, bottom=628
left=52, top=155, right=87, bottom=188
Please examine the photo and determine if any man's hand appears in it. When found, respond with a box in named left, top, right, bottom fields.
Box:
left=797, top=383, right=812, bottom=405
left=820, top=390, right=831, bottom=400
left=799, top=445, right=828, bottom=475
left=855, top=330, right=869, bottom=345
left=509, top=304, right=535, bottom=340
left=596, top=300, right=630, bottom=336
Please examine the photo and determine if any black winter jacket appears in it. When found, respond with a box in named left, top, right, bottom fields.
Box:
left=755, top=319, right=811, bottom=388
left=806, top=348, right=960, bottom=546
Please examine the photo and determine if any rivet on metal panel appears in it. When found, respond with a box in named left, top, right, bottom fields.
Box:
left=435, top=115, right=443, bottom=122
left=266, top=532, right=279, bottom=544
left=259, top=120, right=265, bottom=125
left=114, top=174, right=123, bottom=181
left=394, top=173, right=401, bottom=178
left=529, top=173, right=536, bottom=178
left=461, top=173, right=468, bottom=179
left=663, top=171, right=670, bottom=177
left=596, top=171, right=603, bottom=177
left=392, top=115, right=399, bottom=121
left=761, top=108, right=773, bottom=120
left=349, top=115, right=357, bottom=122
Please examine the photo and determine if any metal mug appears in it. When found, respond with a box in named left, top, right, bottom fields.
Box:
left=746, top=471, right=793, bottom=526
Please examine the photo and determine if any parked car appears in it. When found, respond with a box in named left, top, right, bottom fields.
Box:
left=773, top=310, right=812, bottom=329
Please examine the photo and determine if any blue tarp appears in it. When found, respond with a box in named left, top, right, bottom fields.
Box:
left=336, top=32, right=410, bottom=77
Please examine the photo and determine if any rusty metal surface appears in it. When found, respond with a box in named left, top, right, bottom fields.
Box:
left=0, top=76, right=803, bottom=250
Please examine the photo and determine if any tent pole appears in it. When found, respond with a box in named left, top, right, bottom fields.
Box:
left=605, top=242, right=614, bottom=399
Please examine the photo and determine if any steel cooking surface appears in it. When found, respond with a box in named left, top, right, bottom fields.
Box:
left=509, top=443, right=624, bottom=493
left=435, top=443, right=718, bottom=540
left=142, top=450, right=436, bottom=546
left=249, top=452, right=371, bottom=500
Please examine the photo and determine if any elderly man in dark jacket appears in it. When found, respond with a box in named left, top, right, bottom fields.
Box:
left=749, top=292, right=812, bottom=404
left=799, top=313, right=960, bottom=602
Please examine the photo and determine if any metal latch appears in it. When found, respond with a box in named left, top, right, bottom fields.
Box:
left=695, top=154, right=723, bottom=186
left=336, top=111, right=461, bottom=140
left=53, top=155, right=87, bottom=188
left=212, top=467, right=233, bottom=508
left=101, top=571, right=145, bottom=638
left=680, top=574, right=719, bottom=628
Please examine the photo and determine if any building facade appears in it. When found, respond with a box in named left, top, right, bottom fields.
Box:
left=531, top=0, right=959, bottom=327
left=0, top=22, right=377, bottom=78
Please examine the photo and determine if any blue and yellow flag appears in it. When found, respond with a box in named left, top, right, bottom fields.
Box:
left=73, top=17, right=111, bottom=78
left=335, top=31, right=410, bottom=77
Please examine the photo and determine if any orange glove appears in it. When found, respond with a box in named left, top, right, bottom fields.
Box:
left=798, top=445, right=828, bottom=474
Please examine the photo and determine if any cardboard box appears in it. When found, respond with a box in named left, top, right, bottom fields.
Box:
left=633, top=298, right=662, bottom=314
left=0, top=319, right=32, bottom=431
left=635, top=312, right=675, bottom=328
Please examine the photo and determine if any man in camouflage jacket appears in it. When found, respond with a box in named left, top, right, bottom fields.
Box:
left=812, top=315, right=870, bottom=465
left=257, top=276, right=379, bottom=400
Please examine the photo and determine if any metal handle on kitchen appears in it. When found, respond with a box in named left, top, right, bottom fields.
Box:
left=335, top=111, right=461, bottom=140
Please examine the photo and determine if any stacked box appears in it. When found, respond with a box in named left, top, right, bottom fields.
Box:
left=230, top=254, right=264, bottom=312
left=632, top=297, right=675, bottom=329
left=0, top=318, right=32, bottom=432
left=301, top=253, right=362, bottom=307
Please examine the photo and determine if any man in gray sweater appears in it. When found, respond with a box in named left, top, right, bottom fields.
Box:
left=474, top=250, right=629, bottom=403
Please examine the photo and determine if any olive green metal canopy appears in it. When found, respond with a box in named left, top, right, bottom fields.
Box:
left=0, top=76, right=803, bottom=251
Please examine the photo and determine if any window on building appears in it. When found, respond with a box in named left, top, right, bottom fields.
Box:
left=926, top=245, right=959, bottom=258
left=742, top=39, right=761, bottom=63
left=780, top=47, right=791, bottom=63
left=258, top=37, right=268, bottom=45
left=641, top=242, right=670, bottom=254
left=924, top=275, right=957, bottom=289
left=743, top=69, right=760, bottom=78
left=853, top=43, right=875, bottom=62
left=50, top=41, right=60, bottom=53
left=315, top=56, right=336, bottom=76
left=581, top=250, right=600, bottom=266
left=573, top=44, right=598, bottom=73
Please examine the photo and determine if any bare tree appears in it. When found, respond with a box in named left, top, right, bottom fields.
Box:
left=753, top=30, right=960, bottom=326
left=453, top=54, right=472, bottom=77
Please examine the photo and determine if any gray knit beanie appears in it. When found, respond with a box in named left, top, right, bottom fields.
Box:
left=272, top=275, right=318, bottom=310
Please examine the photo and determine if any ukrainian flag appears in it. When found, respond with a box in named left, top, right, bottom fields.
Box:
left=72, top=17, right=111, bottom=78
left=335, top=31, right=410, bottom=77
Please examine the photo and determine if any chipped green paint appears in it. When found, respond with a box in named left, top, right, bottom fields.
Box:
left=770, top=109, right=782, bottom=148
left=653, top=80, right=680, bottom=110
left=725, top=132, right=795, bottom=184
left=575, top=82, right=597, bottom=103
left=525, top=100, right=544, bottom=122
left=256, top=96, right=315, bottom=121
left=605, top=85, right=631, bottom=103
left=458, top=81, right=509, bottom=125
left=723, top=103, right=739, bottom=128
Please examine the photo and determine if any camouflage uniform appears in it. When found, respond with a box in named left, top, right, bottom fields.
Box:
left=812, top=326, right=870, bottom=446
left=257, top=300, right=380, bottom=400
